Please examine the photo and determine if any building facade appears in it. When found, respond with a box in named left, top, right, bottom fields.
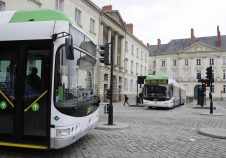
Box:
left=99, top=5, right=149, bottom=102
left=149, top=27, right=226, bottom=99
left=124, top=28, right=149, bottom=99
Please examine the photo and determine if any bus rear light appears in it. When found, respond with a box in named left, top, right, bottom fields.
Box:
left=56, top=128, right=70, bottom=137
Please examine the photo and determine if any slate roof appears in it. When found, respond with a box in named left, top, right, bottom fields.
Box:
left=149, top=35, right=226, bottom=56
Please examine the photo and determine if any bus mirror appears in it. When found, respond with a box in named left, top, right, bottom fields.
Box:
left=65, top=38, right=74, bottom=60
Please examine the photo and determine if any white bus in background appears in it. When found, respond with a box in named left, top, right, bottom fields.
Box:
left=143, top=75, right=186, bottom=108
left=0, top=9, right=99, bottom=149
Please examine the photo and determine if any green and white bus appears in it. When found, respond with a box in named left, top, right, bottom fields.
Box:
left=143, top=75, right=186, bottom=108
left=0, top=9, right=99, bottom=149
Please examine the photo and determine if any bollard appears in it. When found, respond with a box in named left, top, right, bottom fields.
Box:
left=104, top=104, right=109, bottom=114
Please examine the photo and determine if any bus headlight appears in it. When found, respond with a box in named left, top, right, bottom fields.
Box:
left=56, top=128, right=70, bottom=137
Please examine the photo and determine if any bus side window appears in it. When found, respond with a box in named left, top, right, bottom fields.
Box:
left=57, top=85, right=64, bottom=101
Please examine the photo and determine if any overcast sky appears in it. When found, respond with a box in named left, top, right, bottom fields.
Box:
left=92, top=0, right=226, bottom=45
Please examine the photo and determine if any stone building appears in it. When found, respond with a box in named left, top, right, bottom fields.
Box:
left=149, top=27, right=226, bottom=99
left=99, top=5, right=149, bottom=102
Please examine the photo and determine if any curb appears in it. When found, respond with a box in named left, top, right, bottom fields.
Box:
left=95, top=122, right=130, bottom=130
left=192, top=105, right=216, bottom=109
left=129, top=104, right=145, bottom=107
left=198, top=128, right=226, bottom=139
left=200, top=112, right=224, bottom=116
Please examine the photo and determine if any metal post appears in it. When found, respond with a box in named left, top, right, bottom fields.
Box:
left=108, top=42, right=114, bottom=125
left=210, top=81, right=213, bottom=114
left=136, top=81, right=138, bottom=103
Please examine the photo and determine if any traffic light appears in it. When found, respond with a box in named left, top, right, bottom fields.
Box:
left=106, top=89, right=112, bottom=99
left=206, top=66, right=212, bottom=81
left=197, top=73, right=201, bottom=80
left=99, top=43, right=110, bottom=65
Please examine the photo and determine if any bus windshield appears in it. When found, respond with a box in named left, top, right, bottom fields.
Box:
left=144, top=84, right=172, bottom=101
left=55, top=46, right=96, bottom=108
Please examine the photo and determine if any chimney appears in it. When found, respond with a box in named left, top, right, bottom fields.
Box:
left=157, top=39, right=161, bottom=50
left=191, top=28, right=195, bottom=44
left=102, top=5, right=112, bottom=12
left=126, top=23, right=133, bottom=34
left=217, top=25, right=221, bottom=47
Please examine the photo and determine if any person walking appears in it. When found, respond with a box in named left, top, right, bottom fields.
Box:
left=139, top=92, right=143, bottom=104
left=124, top=94, right=129, bottom=106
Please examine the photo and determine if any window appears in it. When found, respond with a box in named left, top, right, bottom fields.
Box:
left=104, top=84, right=108, bottom=95
left=210, top=58, right=214, bottom=65
left=75, top=8, right=82, bottom=26
left=131, top=45, right=134, bottom=55
left=141, top=51, right=143, bottom=60
left=104, top=74, right=108, bottom=81
left=124, top=78, right=128, bottom=91
left=162, top=70, right=167, bottom=75
left=140, top=65, right=143, bottom=75
left=125, top=41, right=128, bottom=52
left=130, top=79, right=133, bottom=91
left=223, top=57, right=226, bottom=65
left=153, top=61, right=156, bottom=67
left=173, top=60, right=176, bottom=66
left=224, top=85, right=226, bottom=93
left=223, top=70, right=226, bottom=79
left=173, top=70, right=177, bottom=79
left=54, top=45, right=97, bottom=117
left=136, top=48, right=139, bottom=57
left=196, top=59, right=201, bottom=65
left=131, top=61, right=133, bottom=74
left=89, top=18, right=95, bottom=34
left=55, top=0, right=64, bottom=11
left=145, top=54, right=147, bottom=62
left=162, top=60, right=166, bottom=67
left=119, top=77, right=122, bottom=83
left=136, top=63, right=138, bottom=74
left=184, top=70, right=188, bottom=79
left=0, top=1, right=5, bottom=11
left=145, top=67, right=146, bottom=74
left=70, top=26, right=96, bottom=56
left=125, top=60, right=128, bottom=71
left=30, top=0, right=42, bottom=7
left=197, top=70, right=201, bottom=79
left=185, top=59, right=188, bottom=66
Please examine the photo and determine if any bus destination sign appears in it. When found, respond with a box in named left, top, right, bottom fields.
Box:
left=146, top=79, right=168, bottom=84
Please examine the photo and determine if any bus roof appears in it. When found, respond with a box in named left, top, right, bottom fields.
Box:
left=0, top=9, right=94, bottom=42
left=9, top=9, right=75, bottom=24
left=145, top=75, right=169, bottom=80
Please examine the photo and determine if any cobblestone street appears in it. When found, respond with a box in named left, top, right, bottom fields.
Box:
left=0, top=100, right=226, bottom=158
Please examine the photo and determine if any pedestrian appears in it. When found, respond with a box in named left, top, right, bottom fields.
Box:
left=139, top=92, right=143, bottom=104
left=124, top=94, right=129, bottom=106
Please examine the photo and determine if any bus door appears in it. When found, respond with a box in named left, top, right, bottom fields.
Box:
left=0, top=41, right=51, bottom=149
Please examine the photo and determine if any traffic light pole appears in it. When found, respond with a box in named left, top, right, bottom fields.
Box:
left=108, top=42, right=114, bottom=125
left=210, top=81, right=213, bottom=114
